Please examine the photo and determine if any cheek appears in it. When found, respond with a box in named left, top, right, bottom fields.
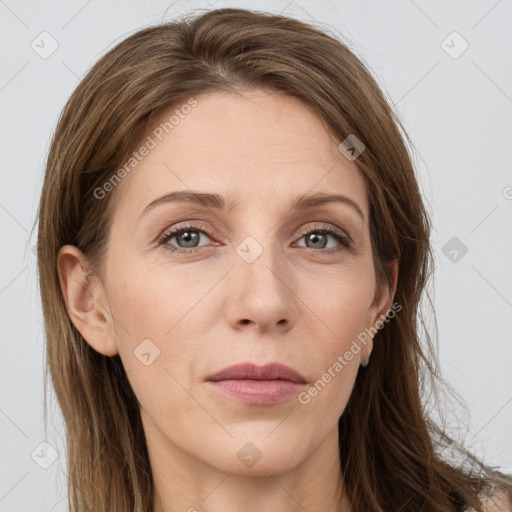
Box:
left=299, top=271, right=373, bottom=404
left=308, top=265, right=375, bottom=342
left=104, top=260, right=216, bottom=405
left=109, top=276, right=200, bottom=429
left=107, top=257, right=208, bottom=341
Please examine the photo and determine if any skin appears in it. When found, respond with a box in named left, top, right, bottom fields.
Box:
left=58, top=88, right=398, bottom=512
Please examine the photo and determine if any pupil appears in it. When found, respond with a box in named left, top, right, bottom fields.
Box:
left=308, top=233, right=326, bottom=249
left=179, top=231, right=199, bottom=247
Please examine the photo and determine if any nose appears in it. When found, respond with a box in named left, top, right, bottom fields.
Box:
left=224, top=237, right=297, bottom=334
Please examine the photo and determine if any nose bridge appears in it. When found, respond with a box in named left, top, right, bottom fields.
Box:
left=235, top=231, right=286, bottom=296
left=226, top=229, right=296, bottom=330
left=231, top=204, right=281, bottom=271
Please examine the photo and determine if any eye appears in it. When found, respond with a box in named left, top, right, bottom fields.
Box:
left=157, top=223, right=215, bottom=253
left=157, top=223, right=352, bottom=254
left=294, top=225, right=352, bottom=252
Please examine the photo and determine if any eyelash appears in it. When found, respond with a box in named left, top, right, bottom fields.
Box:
left=157, top=222, right=352, bottom=255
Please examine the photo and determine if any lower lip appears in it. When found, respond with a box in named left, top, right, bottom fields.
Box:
left=206, top=379, right=306, bottom=405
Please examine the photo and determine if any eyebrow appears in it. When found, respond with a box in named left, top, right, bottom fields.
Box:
left=141, top=190, right=365, bottom=222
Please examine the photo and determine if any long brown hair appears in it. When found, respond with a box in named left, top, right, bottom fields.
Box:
left=35, top=7, right=511, bottom=511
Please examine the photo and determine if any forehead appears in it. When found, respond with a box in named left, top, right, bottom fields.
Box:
left=113, top=88, right=369, bottom=222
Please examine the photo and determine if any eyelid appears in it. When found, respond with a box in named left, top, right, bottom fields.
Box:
left=294, top=223, right=352, bottom=245
left=156, top=220, right=216, bottom=245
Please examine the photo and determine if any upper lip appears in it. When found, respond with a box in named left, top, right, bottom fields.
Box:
left=206, top=363, right=307, bottom=384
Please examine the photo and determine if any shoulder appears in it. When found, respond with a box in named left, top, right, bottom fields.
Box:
left=467, top=487, right=512, bottom=512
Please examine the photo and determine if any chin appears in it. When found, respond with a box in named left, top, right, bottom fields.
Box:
left=197, top=437, right=307, bottom=477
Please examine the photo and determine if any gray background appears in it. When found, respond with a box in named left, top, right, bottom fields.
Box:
left=1, top=0, right=511, bottom=510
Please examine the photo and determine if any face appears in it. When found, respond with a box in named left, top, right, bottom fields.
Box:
left=63, top=88, right=392, bottom=477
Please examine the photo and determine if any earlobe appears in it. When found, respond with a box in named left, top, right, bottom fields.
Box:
left=374, top=258, right=398, bottom=325
left=57, top=245, right=119, bottom=356
left=361, top=258, right=400, bottom=363
left=374, top=258, right=399, bottom=318
left=388, top=258, right=399, bottom=305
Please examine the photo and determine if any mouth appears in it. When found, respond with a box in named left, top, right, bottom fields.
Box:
left=205, top=362, right=307, bottom=405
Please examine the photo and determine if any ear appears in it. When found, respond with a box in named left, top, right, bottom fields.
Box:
left=57, top=245, right=119, bottom=356
left=361, top=258, right=399, bottom=358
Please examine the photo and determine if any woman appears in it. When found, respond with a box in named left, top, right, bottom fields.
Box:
left=36, top=7, right=512, bottom=512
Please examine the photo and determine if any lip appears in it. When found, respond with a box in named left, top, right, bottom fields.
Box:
left=205, top=362, right=307, bottom=405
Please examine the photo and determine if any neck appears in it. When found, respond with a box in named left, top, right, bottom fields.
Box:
left=146, top=420, right=352, bottom=512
